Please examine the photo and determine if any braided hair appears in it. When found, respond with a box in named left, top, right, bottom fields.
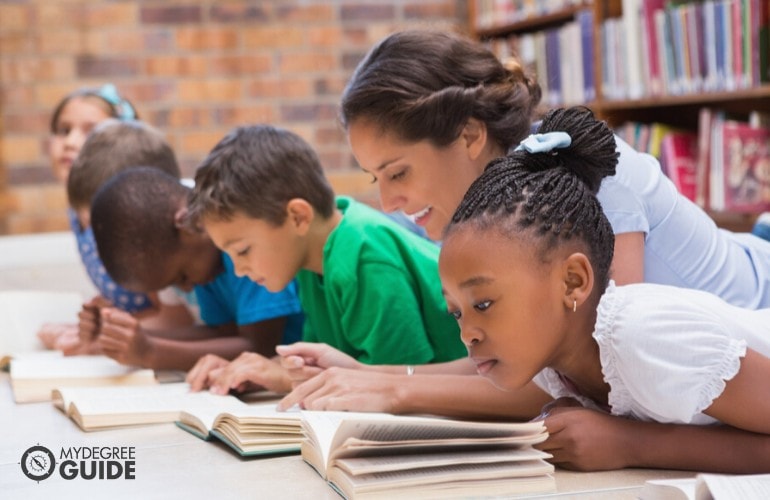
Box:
left=340, top=29, right=542, bottom=151
left=446, top=107, right=619, bottom=291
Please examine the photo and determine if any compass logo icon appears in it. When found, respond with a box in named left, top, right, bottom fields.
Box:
left=20, top=444, right=56, bottom=482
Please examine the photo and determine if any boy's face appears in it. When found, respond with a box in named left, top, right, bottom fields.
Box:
left=131, top=235, right=222, bottom=293
left=203, top=211, right=305, bottom=293
left=439, top=225, right=569, bottom=392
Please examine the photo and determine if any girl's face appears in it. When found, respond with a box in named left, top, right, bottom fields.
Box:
left=348, top=119, right=489, bottom=240
left=439, top=225, right=571, bottom=391
left=49, top=96, right=112, bottom=183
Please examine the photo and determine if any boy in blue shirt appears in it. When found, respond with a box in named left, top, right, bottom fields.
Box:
left=183, top=125, right=464, bottom=395
left=89, top=167, right=303, bottom=372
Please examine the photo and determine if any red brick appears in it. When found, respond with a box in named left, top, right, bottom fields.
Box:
left=120, top=82, right=176, bottom=104
left=209, top=4, right=270, bottom=23
left=404, top=2, right=457, bottom=19
left=0, top=5, right=34, bottom=31
left=315, top=125, right=346, bottom=145
left=145, top=56, right=208, bottom=77
left=275, top=4, right=334, bottom=23
left=242, top=26, right=304, bottom=49
left=209, top=55, right=273, bottom=76
left=278, top=53, right=337, bottom=73
left=35, top=31, right=85, bottom=55
left=2, top=136, right=43, bottom=164
left=340, top=4, right=395, bottom=22
left=141, top=6, right=202, bottom=24
left=342, top=51, right=367, bottom=71
left=1, top=111, right=50, bottom=135
left=213, top=105, right=276, bottom=126
left=308, top=26, right=343, bottom=47
left=82, top=3, right=138, bottom=27
left=76, top=56, right=141, bottom=78
left=1, top=57, right=75, bottom=84
left=179, top=131, right=228, bottom=155
left=280, top=103, right=338, bottom=122
left=104, top=31, right=174, bottom=54
left=314, top=76, right=348, bottom=96
left=38, top=4, right=88, bottom=29
left=246, top=78, right=313, bottom=99
left=0, top=33, right=35, bottom=54
left=175, top=27, right=239, bottom=51
left=6, top=165, right=56, bottom=185
left=151, top=107, right=214, bottom=129
left=178, top=80, right=243, bottom=103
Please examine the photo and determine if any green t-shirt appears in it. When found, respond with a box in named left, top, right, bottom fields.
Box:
left=296, top=197, right=465, bottom=365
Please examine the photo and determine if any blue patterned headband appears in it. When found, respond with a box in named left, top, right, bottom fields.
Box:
left=96, top=83, right=136, bottom=121
left=514, top=131, right=571, bottom=154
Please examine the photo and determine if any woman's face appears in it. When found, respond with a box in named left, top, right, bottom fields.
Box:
left=49, top=96, right=112, bottom=183
left=348, top=119, right=489, bottom=240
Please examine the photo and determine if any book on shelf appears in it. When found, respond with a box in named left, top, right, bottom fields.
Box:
left=639, top=472, right=770, bottom=500
left=660, top=130, right=698, bottom=202
left=10, top=351, right=157, bottom=403
left=709, top=119, right=770, bottom=213
left=176, top=400, right=303, bottom=457
left=300, top=410, right=554, bottom=499
left=52, top=382, right=241, bottom=431
left=0, top=289, right=83, bottom=368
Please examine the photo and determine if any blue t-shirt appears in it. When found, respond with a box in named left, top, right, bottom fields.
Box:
left=194, top=253, right=304, bottom=344
left=69, top=209, right=154, bottom=314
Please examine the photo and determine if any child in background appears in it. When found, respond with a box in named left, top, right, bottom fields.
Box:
left=440, top=107, right=770, bottom=473
left=89, top=167, right=304, bottom=373
left=183, top=125, right=464, bottom=395
left=40, top=84, right=160, bottom=353
left=65, top=119, right=201, bottom=352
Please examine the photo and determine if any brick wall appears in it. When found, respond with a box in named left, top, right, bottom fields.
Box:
left=0, top=0, right=465, bottom=234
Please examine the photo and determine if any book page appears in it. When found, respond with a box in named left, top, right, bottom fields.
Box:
left=0, top=290, right=83, bottom=361
left=697, top=473, right=770, bottom=500
left=335, top=447, right=552, bottom=475
left=57, top=383, right=246, bottom=430
left=11, top=352, right=148, bottom=378
left=640, top=477, right=696, bottom=500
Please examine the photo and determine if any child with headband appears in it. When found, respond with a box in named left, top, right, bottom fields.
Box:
left=440, top=106, right=770, bottom=473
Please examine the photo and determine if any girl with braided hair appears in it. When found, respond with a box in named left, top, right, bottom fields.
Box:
left=441, top=106, right=770, bottom=473
left=278, top=30, right=770, bottom=471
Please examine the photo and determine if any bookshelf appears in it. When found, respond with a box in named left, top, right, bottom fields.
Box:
left=467, top=0, right=770, bottom=232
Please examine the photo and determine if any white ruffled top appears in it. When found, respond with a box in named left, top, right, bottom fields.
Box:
left=532, top=281, right=770, bottom=425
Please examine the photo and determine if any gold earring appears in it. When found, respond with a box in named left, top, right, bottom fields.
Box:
left=573, top=299, right=577, bottom=313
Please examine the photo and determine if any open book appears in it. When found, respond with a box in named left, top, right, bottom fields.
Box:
left=52, top=382, right=243, bottom=431
left=640, top=473, right=770, bottom=500
left=0, top=289, right=83, bottom=367
left=177, top=402, right=302, bottom=457
left=10, top=351, right=157, bottom=403
left=300, top=411, right=555, bottom=499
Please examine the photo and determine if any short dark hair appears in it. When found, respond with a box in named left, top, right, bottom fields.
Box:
left=67, top=120, right=180, bottom=209
left=188, top=124, right=335, bottom=227
left=341, top=29, right=542, bottom=151
left=91, top=167, right=189, bottom=288
left=446, top=107, right=619, bottom=292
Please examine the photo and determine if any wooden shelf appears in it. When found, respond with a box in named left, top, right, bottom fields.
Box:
left=598, top=86, right=770, bottom=112
left=474, top=2, right=592, bottom=38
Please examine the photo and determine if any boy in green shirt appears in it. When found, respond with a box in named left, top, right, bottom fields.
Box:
left=185, top=125, right=464, bottom=394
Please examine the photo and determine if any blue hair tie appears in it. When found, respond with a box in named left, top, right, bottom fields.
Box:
left=97, top=83, right=136, bottom=121
left=515, top=131, right=571, bottom=154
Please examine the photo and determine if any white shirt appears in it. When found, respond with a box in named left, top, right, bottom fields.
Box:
left=534, top=282, right=770, bottom=425
left=597, top=136, right=770, bottom=309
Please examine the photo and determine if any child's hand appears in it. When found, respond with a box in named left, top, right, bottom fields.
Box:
left=276, top=342, right=362, bottom=388
left=207, top=352, right=291, bottom=395
left=77, top=295, right=112, bottom=343
left=277, top=368, right=399, bottom=412
left=37, top=323, right=78, bottom=349
left=535, top=401, right=634, bottom=471
left=186, top=354, right=229, bottom=392
left=97, top=308, right=153, bottom=367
